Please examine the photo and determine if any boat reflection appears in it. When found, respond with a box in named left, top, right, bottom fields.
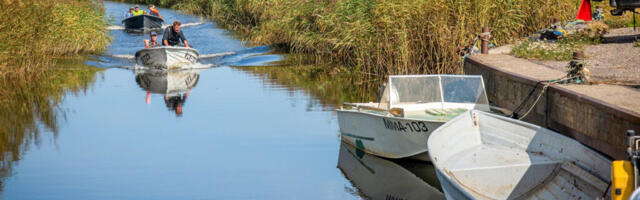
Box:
left=337, top=142, right=445, bottom=200
left=135, top=69, right=201, bottom=116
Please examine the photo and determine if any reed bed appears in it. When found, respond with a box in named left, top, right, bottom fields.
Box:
left=120, top=0, right=580, bottom=75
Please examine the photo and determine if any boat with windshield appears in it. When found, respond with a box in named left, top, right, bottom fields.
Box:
left=337, top=75, right=490, bottom=161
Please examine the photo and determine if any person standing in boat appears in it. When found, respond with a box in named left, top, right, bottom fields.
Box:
left=162, top=21, right=190, bottom=48
left=132, top=5, right=145, bottom=16
left=148, top=5, right=162, bottom=18
left=143, top=31, right=159, bottom=48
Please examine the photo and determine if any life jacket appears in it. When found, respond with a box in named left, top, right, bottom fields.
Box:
left=133, top=10, right=144, bottom=16
left=144, top=40, right=158, bottom=48
left=149, top=8, right=161, bottom=18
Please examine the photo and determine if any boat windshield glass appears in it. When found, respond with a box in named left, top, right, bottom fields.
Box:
left=378, top=75, right=489, bottom=110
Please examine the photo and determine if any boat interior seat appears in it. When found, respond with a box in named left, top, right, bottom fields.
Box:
left=443, top=144, right=562, bottom=199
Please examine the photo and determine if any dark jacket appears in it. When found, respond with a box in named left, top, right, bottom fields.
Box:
left=162, top=27, right=187, bottom=46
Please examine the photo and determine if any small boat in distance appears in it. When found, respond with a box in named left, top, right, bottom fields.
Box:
left=428, top=110, right=611, bottom=200
left=337, top=75, right=490, bottom=161
left=121, top=14, right=164, bottom=32
left=135, top=46, right=199, bottom=70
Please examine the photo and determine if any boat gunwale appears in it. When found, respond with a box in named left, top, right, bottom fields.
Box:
left=135, top=46, right=200, bottom=57
left=121, top=14, right=165, bottom=24
left=337, top=106, right=453, bottom=123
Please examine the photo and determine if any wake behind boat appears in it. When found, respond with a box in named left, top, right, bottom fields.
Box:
left=121, top=14, right=163, bottom=32
left=428, top=110, right=611, bottom=200
left=135, top=46, right=199, bottom=70
left=337, top=75, right=490, bottom=161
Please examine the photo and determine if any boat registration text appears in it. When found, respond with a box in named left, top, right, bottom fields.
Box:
left=382, top=119, right=429, bottom=133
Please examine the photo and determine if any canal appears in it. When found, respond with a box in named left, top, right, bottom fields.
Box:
left=0, top=1, right=442, bottom=199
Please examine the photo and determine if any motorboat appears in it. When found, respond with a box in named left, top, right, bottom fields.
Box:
left=121, top=14, right=163, bottom=32
left=337, top=75, right=490, bottom=161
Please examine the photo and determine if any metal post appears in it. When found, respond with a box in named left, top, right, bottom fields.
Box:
left=634, top=10, right=637, bottom=32
left=481, top=27, right=491, bottom=54
left=627, top=130, right=639, bottom=188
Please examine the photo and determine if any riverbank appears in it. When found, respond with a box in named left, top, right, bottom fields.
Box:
left=119, top=0, right=583, bottom=75
left=0, top=0, right=110, bottom=185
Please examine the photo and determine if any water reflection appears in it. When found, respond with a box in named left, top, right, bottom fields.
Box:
left=0, top=60, right=101, bottom=192
left=135, top=69, right=201, bottom=116
left=237, top=61, right=382, bottom=110
left=338, top=142, right=445, bottom=200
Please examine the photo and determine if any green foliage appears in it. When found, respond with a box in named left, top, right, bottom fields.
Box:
left=511, top=40, right=578, bottom=61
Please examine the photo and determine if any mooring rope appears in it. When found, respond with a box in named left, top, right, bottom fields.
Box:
left=510, top=76, right=573, bottom=120
left=459, top=36, right=480, bottom=73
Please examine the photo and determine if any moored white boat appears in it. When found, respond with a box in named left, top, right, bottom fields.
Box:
left=121, top=14, right=164, bottom=32
left=337, top=75, right=490, bottom=161
left=135, top=46, right=199, bottom=70
left=428, top=110, right=611, bottom=200
left=337, top=142, right=445, bottom=200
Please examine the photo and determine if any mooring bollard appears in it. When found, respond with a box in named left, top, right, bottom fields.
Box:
left=568, top=51, right=591, bottom=83
left=480, top=27, right=491, bottom=54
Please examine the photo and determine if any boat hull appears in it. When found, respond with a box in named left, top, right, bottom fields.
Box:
left=135, top=47, right=199, bottom=70
left=428, top=110, right=611, bottom=200
left=337, top=109, right=444, bottom=161
left=121, top=15, right=164, bottom=32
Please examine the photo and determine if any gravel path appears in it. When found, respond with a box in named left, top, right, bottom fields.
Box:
left=534, top=28, right=640, bottom=86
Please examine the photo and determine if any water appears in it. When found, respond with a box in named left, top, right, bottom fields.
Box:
left=0, top=1, right=441, bottom=199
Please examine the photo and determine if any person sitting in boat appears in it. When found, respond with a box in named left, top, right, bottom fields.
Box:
left=148, top=5, right=162, bottom=18
left=125, top=7, right=135, bottom=18
left=162, top=21, right=190, bottom=48
left=143, top=31, right=159, bottom=48
left=132, top=5, right=146, bottom=16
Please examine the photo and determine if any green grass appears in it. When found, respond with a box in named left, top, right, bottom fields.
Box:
left=511, top=21, right=609, bottom=61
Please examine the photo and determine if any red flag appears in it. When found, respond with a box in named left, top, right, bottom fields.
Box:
left=577, top=0, right=592, bottom=21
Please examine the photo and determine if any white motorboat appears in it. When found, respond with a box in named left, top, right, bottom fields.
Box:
left=428, top=110, right=611, bottom=200
left=337, top=75, right=490, bottom=161
left=135, top=46, right=199, bottom=70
